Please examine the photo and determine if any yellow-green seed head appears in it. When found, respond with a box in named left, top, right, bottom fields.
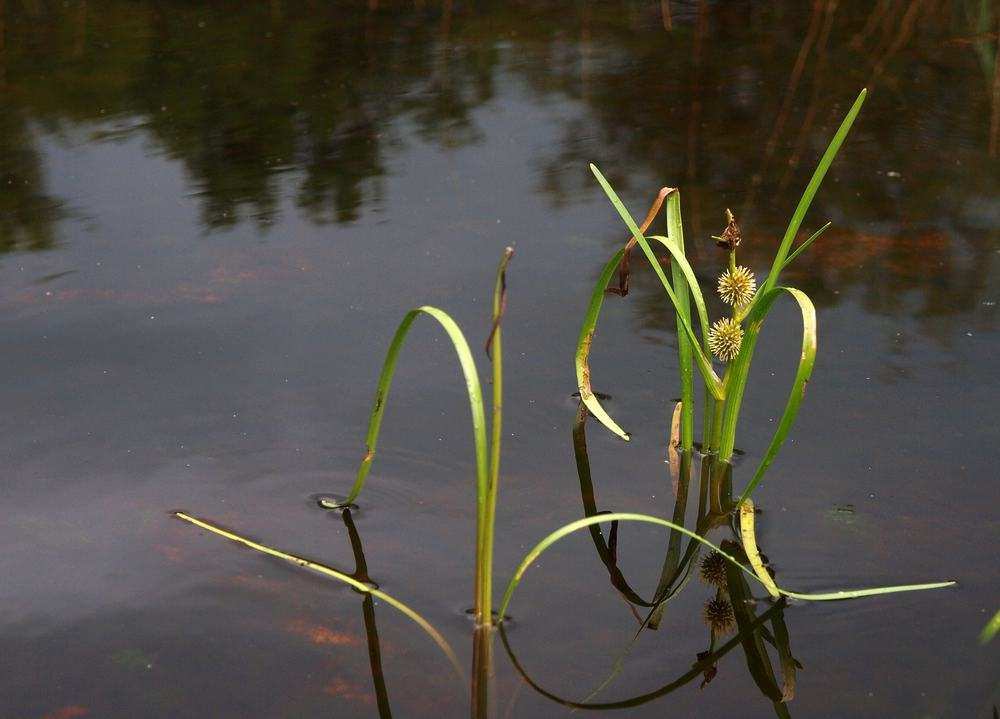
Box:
left=702, top=597, right=736, bottom=635
left=699, top=551, right=729, bottom=588
left=717, top=265, right=757, bottom=307
left=708, top=317, right=743, bottom=362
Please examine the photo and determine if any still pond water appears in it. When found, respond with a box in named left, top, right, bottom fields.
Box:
left=1, top=1, right=998, bottom=717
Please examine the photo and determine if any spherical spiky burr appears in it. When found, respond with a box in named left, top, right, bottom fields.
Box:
left=717, top=265, right=757, bottom=307
left=699, top=551, right=729, bottom=588
left=702, top=597, right=736, bottom=635
left=708, top=317, right=744, bottom=362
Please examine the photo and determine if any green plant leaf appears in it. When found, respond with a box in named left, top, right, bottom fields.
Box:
left=590, top=165, right=723, bottom=398
left=174, top=512, right=464, bottom=681
left=980, top=608, right=1000, bottom=644
left=321, top=306, right=488, bottom=510
left=715, top=287, right=817, bottom=504
left=575, top=247, right=632, bottom=440
left=498, top=513, right=955, bottom=619
left=646, top=234, right=711, bottom=348
left=760, top=88, right=867, bottom=300
left=739, top=499, right=780, bottom=599
left=780, top=221, right=832, bottom=271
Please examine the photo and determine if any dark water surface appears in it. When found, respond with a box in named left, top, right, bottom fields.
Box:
left=1, top=1, right=998, bottom=717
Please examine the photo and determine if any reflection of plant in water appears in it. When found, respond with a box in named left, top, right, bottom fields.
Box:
left=339, top=507, right=393, bottom=717
left=499, top=490, right=805, bottom=717
left=172, top=510, right=463, bottom=683
left=500, top=416, right=943, bottom=715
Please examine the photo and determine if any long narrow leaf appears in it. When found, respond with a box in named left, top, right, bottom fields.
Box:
left=321, top=306, right=488, bottom=512
left=590, top=165, right=723, bottom=398
left=740, top=499, right=780, bottom=599
left=980, top=608, right=1000, bottom=644
left=480, top=247, right=514, bottom=624
left=574, top=231, right=714, bottom=442
left=575, top=248, right=632, bottom=440
left=646, top=234, right=711, bottom=346
left=759, top=89, right=867, bottom=300
left=715, top=288, right=817, bottom=504
left=498, top=513, right=955, bottom=619
left=174, top=512, right=464, bottom=681
left=316, top=304, right=491, bottom=621
left=780, top=221, right=832, bottom=271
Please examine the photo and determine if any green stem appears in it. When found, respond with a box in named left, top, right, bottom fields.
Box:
left=480, top=248, right=513, bottom=625
left=667, top=193, right=694, bottom=450
left=701, top=387, right=716, bottom=452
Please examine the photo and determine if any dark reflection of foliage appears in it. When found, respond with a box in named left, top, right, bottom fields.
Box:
left=1, top=0, right=496, bottom=233
left=501, top=0, right=1000, bottom=342
left=0, top=110, right=64, bottom=252
left=1, top=0, right=996, bottom=340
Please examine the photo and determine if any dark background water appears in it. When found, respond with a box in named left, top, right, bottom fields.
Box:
left=1, top=1, right=998, bottom=717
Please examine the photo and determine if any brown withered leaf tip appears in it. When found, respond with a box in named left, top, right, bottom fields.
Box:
left=485, top=247, right=515, bottom=359
left=715, top=208, right=741, bottom=250
left=607, top=187, right=674, bottom=297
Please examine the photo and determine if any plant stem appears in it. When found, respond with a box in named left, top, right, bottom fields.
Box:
left=667, top=193, right=694, bottom=451
left=701, top=387, right=716, bottom=452
left=480, top=247, right=514, bottom=626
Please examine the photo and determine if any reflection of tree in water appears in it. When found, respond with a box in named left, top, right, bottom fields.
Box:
left=0, top=110, right=64, bottom=253
left=501, top=0, right=999, bottom=342
left=2, top=1, right=495, bottom=233
left=1, top=1, right=997, bottom=337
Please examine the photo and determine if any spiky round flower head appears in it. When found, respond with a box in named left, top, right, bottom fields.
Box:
left=702, top=597, right=736, bottom=636
left=708, top=317, right=744, bottom=362
left=717, top=265, right=757, bottom=307
left=699, top=551, right=729, bottom=588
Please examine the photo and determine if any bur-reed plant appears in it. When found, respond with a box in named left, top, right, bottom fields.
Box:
left=175, top=224, right=953, bottom=716
left=577, top=89, right=867, bottom=507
